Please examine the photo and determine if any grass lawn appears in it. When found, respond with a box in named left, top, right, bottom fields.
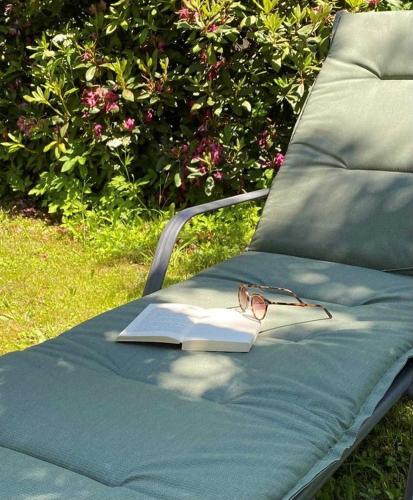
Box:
left=0, top=213, right=146, bottom=355
left=1, top=210, right=412, bottom=498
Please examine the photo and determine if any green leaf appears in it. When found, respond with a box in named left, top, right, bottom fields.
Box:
left=61, top=158, right=77, bottom=172
left=205, top=176, right=215, bottom=196
left=240, top=15, right=257, bottom=28
left=122, top=89, right=135, bottom=102
left=345, top=0, right=365, bottom=10
left=43, top=141, right=57, bottom=152
left=241, top=100, right=252, bottom=113
left=106, top=23, right=118, bottom=35
left=85, top=66, right=97, bottom=82
left=191, top=102, right=203, bottom=112
left=174, top=173, right=182, bottom=187
left=7, top=134, right=21, bottom=143
left=60, top=123, right=69, bottom=138
left=48, top=203, right=59, bottom=214
left=138, top=28, right=149, bottom=44
left=298, top=25, right=313, bottom=36
left=63, top=88, right=78, bottom=97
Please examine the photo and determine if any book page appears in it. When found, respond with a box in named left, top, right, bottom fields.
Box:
left=117, top=303, right=204, bottom=343
left=182, top=309, right=261, bottom=352
left=193, top=308, right=258, bottom=331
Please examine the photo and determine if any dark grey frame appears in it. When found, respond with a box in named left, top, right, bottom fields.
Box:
left=142, top=189, right=413, bottom=499
left=143, top=188, right=269, bottom=296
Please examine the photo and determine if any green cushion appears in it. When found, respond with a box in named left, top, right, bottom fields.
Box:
left=250, top=11, right=413, bottom=274
left=1, top=251, right=413, bottom=499
left=0, top=447, right=140, bottom=500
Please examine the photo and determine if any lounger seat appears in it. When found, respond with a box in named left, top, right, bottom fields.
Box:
left=1, top=251, right=413, bottom=499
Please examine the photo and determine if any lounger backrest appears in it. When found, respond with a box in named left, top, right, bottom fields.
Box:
left=250, top=11, right=413, bottom=274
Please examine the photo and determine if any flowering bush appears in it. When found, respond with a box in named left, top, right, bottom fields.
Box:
left=0, top=0, right=411, bottom=217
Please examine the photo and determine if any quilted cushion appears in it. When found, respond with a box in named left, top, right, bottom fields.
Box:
left=250, top=11, right=413, bottom=274
left=1, top=251, right=413, bottom=499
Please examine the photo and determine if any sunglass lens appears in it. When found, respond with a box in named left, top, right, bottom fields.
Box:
left=238, top=286, right=249, bottom=311
left=251, top=295, right=267, bottom=320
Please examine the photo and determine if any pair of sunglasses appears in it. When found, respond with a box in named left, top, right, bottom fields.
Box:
left=238, top=283, right=332, bottom=321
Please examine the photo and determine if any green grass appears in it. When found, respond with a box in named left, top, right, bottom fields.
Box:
left=0, top=212, right=146, bottom=355
left=1, top=209, right=412, bottom=498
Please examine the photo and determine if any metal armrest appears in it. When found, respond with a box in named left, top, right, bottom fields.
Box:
left=142, top=189, right=269, bottom=296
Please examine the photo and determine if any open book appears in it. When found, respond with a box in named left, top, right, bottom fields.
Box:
left=116, top=303, right=261, bottom=352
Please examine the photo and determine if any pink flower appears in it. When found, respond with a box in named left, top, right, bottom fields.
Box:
left=207, top=24, right=219, bottom=32
left=81, top=51, right=93, bottom=62
left=105, top=101, right=119, bottom=113
left=210, top=143, right=222, bottom=165
left=193, top=137, right=223, bottom=166
left=198, top=165, right=208, bottom=175
left=258, top=130, right=270, bottom=149
left=82, top=87, right=119, bottom=112
left=178, top=8, right=191, bottom=21
left=177, top=6, right=198, bottom=22
left=93, top=123, right=104, bottom=138
left=103, top=89, right=119, bottom=112
left=104, top=90, right=118, bottom=103
left=144, top=109, right=155, bottom=123
left=274, top=153, right=285, bottom=168
left=368, top=0, right=380, bottom=6
left=213, top=170, right=223, bottom=181
left=4, top=4, right=13, bottom=15
left=123, top=118, right=135, bottom=131
left=81, top=89, right=100, bottom=108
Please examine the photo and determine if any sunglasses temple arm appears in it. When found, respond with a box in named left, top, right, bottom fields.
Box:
left=244, top=284, right=306, bottom=304
left=268, top=301, right=332, bottom=319
left=304, top=303, right=333, bottom=319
